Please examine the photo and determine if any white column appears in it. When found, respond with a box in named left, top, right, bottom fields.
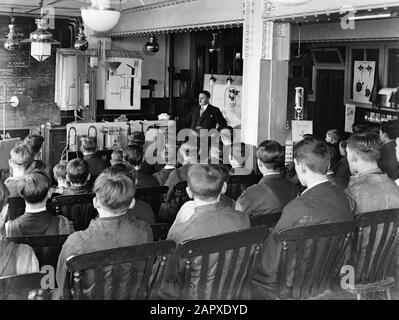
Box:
left=241, top=0, right=290, bottom=146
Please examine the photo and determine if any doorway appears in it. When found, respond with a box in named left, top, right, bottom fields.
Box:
left=312, top=69, right=345, bottom=138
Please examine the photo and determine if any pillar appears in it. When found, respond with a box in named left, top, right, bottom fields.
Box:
left=241, top=0, right=290, bottom=147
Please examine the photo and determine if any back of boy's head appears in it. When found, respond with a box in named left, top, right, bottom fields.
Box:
left=257, top=140, right=284, bottom=171
left=381, top=121, right=399, bottom=140
left=187, top=164, right=225, bottom=200
left=294, top=137, right=330, bottom=175
left=81, top=136, right=97, bottom=153
left=105, top=164, right=137, bottom=185
left=24, top=134, right=44, bottom=155
left=111, top=148, right=124, bottom=163
left=10, top=144, right=34, bottom=170
left=326, top=129, right=342, bottom=144
left=347, top=132, right=381, bottom=163
left=18, top=170, right=51, bottom=204
left=131, top=131, right=145, bottom=147
left=231, top=143, right=250, bottom=166
left=53, top=162, right=67, bottom=180
left=66, top=158, right=89, bottom=185
left=124, top=144, right=144, bottom=167
left=93, top=171, right=136, bottom=212
left=0, top=180, right=10, bottom=212
left=28, top=160, right=47, bottom=172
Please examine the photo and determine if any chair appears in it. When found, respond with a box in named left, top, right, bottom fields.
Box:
left=6, top=235, right=69, bottom=269
left=135, top=186, right=169, bottom=219
left=250, top=212, right=282, bottom=228
left=177, top=226, right=269, bottom=300
left=274, top=221, right=355, bottom=300
left=0, top=273, right=45, bottom=300
left=347, top=209, right=399, bottom=300
left=151, top=223, right=170, bottom=241
left=50, top=193, right=97, bottom=231
left=6, top=197, right=26, bottom=221
left=226, top=175, right=262, bottom=201
left=66, top=241, right=176, bottom=300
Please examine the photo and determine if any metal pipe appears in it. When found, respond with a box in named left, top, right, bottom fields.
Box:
left=168, top=33, right=175, bottom=115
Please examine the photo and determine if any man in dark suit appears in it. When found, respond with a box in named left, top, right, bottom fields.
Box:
left=177, top=90, right=227, bottom=131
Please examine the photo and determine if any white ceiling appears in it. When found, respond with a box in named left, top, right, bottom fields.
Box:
left=0, top=0, right=173, bottom=17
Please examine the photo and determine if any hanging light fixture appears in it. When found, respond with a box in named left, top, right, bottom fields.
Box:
left=145, top=34, right=160, bottom=53
left=3, top=8, right=23, bottom=51
left=209, top=32, right=220, bottom=54
left=22, top=2, right=60, bottom=62
left=226, top=70, right=233, bottom=86
left=74, top=24, right=89, bottom=51
left=81, top=0, right=121, bottom=33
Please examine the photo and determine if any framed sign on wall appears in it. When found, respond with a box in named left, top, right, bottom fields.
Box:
left=352, top=61, right=376, bottom=104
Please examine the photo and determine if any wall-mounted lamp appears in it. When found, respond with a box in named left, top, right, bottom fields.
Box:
left=0, top=84, right=32, bottom=139
left=226, top=74, right=233, bottom=87
left=81, top=0, right=121, bottom=33
left=145, top=34, right=160, bottom=53
left=3, top=8, right=23, bottom=51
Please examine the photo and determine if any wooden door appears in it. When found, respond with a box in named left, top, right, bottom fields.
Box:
left=313, top=69, right=345, bottom=138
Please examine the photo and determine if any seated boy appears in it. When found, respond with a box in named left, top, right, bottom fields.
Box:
left=153, top=143, right=177, bottom=186
left=56, top=170, right=153, bottom=299
left=24, top=134, right=45, bottom=160
left=228, top=143, right=253, bottom=176
left=110, top=148, right=124, bottom=166
left=252, top=137, right=353, bottom=299
left=3, top=170, right=74, bottom=237
left=0, top=180, right=40, bottom=297
left=345, top=132, right=399, bottom=216
left=161, top=164, right=250, bottom=299
left=237, top=140, right=298, bottom=217
left=106, top=164, right=156, bottom=225
left=81, top=136, right=108, bottom=179
left=5, top=144, right=34, bottom=197
left=53, top=162, right=69, bottom=195
left=124, top=144, right=158, bottom=188
left=63, top=158, right=92, bottom=196
left=158, top=141, right=199, bottom=223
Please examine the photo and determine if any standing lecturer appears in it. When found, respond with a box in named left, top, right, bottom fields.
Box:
left=177, top=90, right=227, bottom=131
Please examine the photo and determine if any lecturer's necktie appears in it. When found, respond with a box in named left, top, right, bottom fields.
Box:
left=199, top=106, right=205, bottom=118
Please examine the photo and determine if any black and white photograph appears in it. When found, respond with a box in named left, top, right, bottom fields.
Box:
left=0, top=0, right=399, bottom=311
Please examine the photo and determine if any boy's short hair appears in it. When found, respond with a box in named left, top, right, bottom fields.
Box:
left=24, top=134, right=44, bottom=155
left=81, top=136, right=97, bottom=153
left=326, top=129, right=342, bottom=144
left=93, top=171, right=136, bottom=211
left=256, top=140, right=284, bottom=171
left=347, top=132, right=381, bottom=163
left=381, top=121, right=399, bottom=140
left=53, top=162, right=67, bottom=180
left=105, top=164, right=137, bottom=184
left=66, top=158, right=90, bottom=184
left=231, top=143, right=250, bottom=166
left=10, top=144, right=34, bottom=170
left=179, top=140, right=199, bottom=158
left=18, top=170, right=51, bottom=204
left=131, top=131, right=145, bottom=147
left=28, top=160, right=47, bottom=172
left=294, top=137, right=331, bottom=175
left=0, top=180, right=10, bottom=211
left=187, top=164, right=225, bottom=200
left=111, top=148, right=124, bottom=163
left=124, top=144, right=144, bottom=167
